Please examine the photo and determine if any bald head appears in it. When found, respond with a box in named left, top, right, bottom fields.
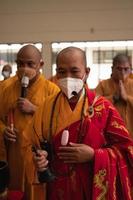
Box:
left=56, top=46, right=87, bottom=68
left=16, top=44, right=43, bottom=70
left=56, top=46, right=89, bottom=82
left=16, top=44, right=44, bottom=83
left=112, top=53, right=131, bottom=82
left=113, top=54, right=131, bottom=67
left=17, top=44, right=42, bottom=61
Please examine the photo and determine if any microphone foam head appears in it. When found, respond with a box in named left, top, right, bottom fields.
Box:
left=21, top=76, right=29, bottom=87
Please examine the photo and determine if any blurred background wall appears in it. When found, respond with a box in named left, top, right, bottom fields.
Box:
left=0, top=0, right=133, bottom=86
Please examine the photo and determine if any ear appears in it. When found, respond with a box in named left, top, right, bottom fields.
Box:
left=39, top=60, right=44, bottom=69
left=84, top=67, right=90, bottom=83
left=111, top=66, right=114, bottom=70
left=85, top=67, right=90, bottom=77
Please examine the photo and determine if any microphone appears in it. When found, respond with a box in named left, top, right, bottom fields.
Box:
left=32, top=140, right=56, bottom=183
left=21, top=76, right=29, bottom=98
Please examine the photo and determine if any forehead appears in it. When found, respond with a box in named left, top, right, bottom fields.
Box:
left=3, top=65, right=11, bottom=71
left=57, top=50, right=85, bottom=69
left=17, top=47, right=40, bottom=61
left=114, top=61, right=130, bottom=67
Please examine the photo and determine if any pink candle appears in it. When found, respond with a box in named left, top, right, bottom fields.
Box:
left=61, top=130, right=69, bottom=146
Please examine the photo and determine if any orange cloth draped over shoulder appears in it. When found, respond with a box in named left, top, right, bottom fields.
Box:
left=0, top=76, right=17, bottom=93
left=0, top=74, right=59, bottom=200
left=22, top=87, right=133, bottom=200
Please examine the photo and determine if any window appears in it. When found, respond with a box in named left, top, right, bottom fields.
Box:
left=0, top=43, right=42, bottom=80
left=52, top=41, right=133, bottom=89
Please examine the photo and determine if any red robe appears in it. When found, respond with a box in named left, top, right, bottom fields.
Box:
left=23, top=87, right=133, bottom=200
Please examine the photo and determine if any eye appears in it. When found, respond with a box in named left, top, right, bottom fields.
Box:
left=27, top=62, right=35, bottom=68
left=124, top=68, right=130, bottom=72
left=16, top=60, right=23, bottom=67
left=72, top=70, right=79, bottom=74
left=56, top=69, right=66, bottom=74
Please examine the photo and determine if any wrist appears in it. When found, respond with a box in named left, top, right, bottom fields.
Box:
left=89, top=148, right=95, bottom=161
left=29, top=105, right=37, bottom=115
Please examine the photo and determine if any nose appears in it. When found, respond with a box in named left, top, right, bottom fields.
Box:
left=63, top=72, right=73, bottom=78
left=121, top=69, right=125, bottom=75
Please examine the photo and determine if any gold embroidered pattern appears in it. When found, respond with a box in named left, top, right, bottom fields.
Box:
left=94, top=169, right=108, bottom=200
left=95, top=104, right=104, bottom=117
left=111, top=121, right=128, bottom=133
left=87, top=96, right=104, bottom=118
left=95, top=104, right=104, bottom=112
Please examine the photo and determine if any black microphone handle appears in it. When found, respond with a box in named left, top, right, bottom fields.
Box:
left=21, top=86, right=27, bottom=98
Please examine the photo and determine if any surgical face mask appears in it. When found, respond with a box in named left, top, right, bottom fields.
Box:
left=58, top=77, right=84, bottom=99
left=2, top=71, right=10, bottom=78
left=16, top=67, right=37, bottom=81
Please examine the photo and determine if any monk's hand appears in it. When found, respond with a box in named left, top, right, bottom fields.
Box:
left=119, top=80, right=127, bottom=101
left=113, top=92, right=120, bottom=103
left=17, top=97, right=37, bottom=114
left=3, top=126, right=17, bottom=142
left=33, top=150, right=48, bottom=172
left=58, top=142, right=94, bottom=163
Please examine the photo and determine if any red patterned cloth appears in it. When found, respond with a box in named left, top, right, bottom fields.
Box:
left=46, top=88, right=133, bottom=199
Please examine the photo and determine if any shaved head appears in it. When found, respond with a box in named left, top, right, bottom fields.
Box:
left=16, top=44, right=44, bottom=83
left=113, top=54, right=131, bottom=67
left=56, top=46, right=87, bottom=68
left=55, top=46, right=89, bottom=83
left=17, top=44, right=42, bottom=61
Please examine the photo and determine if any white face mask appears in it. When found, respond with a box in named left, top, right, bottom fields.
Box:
left=2, top=71, right=10, bottom=78
left=58, top=77, right=84, bottom=99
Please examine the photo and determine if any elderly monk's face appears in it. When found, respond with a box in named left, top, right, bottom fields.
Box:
left=16, top=46, right=43, bottom=81
left=16, top=50, right=41, bottom=71
left=56, top=50, right=88, bottom=81
left=112, top=61, right=131, bottom=82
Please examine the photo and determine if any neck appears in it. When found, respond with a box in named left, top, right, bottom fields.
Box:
left=4, top=77, right=9, bottom=80
left=68, top=95, right=80, bottom=104
left=68, top=89, right=84, bottom=104
left=29, top=73, right=40, bottom=86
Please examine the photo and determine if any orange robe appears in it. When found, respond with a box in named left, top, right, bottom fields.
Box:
left=48, top=75, right=58, bottom=85
left=22, top=88, right=133, bottom=200
left=0, top=76, right=18, bottom=93
left=0, top=74, right=59, bottom=200
left=95, top=77, right=133, bottom=138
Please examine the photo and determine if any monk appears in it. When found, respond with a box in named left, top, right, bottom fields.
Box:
left=22, top=47, right=133, bottom=200
left=0, top=44, right=59, bottom=200
left=1, top=64, right=12, bottom=80
left=0, top=64, right=14, bottom=93
left=95, top=54, right=133, bottom=138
